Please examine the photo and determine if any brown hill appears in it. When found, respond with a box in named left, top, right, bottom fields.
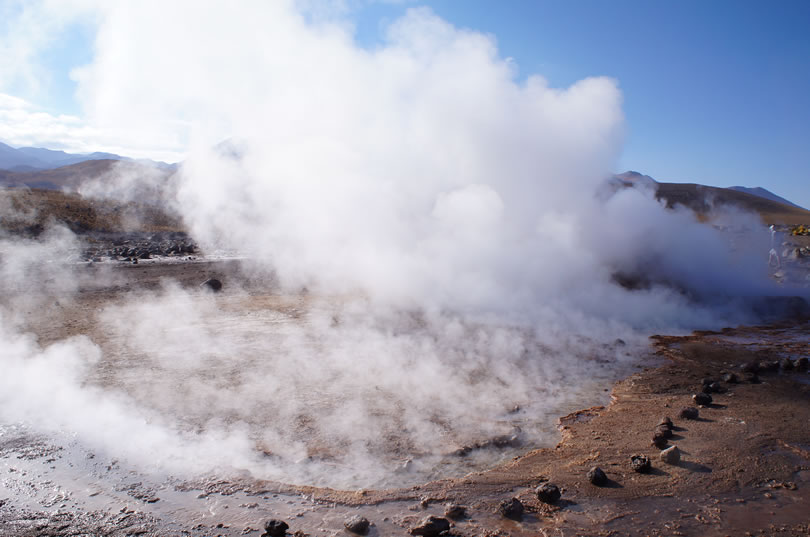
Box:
left=614, top=171, right=810, bottom=226
left=655, top=182, right=810, bottom=226
left=0, top=188, right=184, bottom=235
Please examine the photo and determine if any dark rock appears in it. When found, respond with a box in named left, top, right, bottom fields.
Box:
left=444, top=504, right=466, bottom=519
left=658, top=416, right=673, bottom=429
left=701, top=378, right=715, bottom=388
left=679, top=406, right=699, bottom=420
left=745, top=372, right=761, bottom=384
left=497, top=498, right=524, bottom=520
left=343, top=515, right=370, bottom=535
left=587, top=466, right=608, bottom=486
left=741, top=361, right=760, bottom=373
left=535, top=483, right=561, bottom=504
left=709, top=382, right=726, bottom=393
left=655, top=424, right=673, bottom=439
left=132, top=258, right=138, bottom=264
left=409, top=515, right=450, bottom=536
left=781, top=358, right=795, bottom=371
left=692, top=393, right=712, bottom=406
left=138, top=252, right=151, bottom=259
left=201, top=278, right=223, bottom=292
left=796, top=357, right=808, bottom=371
left=760, top=360, right=780, bottom=372
left=722, top=372, right=738, bottom=384
left=652, top=429, right=669, bottom=449
left=262, top=519, right=289, bottom=537
left=630, top=454, right=651, bottom=473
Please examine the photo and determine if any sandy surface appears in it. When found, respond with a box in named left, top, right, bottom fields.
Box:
left=2, top=259, right=810, bottom=536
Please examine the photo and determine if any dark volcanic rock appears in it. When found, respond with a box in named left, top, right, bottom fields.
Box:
left=679, top=406, right=699, bottom=420
left=409, top=515, right=450, bottom=536
left=630, top=454, right=651, bottom=473
left=693, top=392, right=712, bottom=406
left=444, top=504, right=466, bottom=519
left=344, top=515, right=370, bottom=535
left=655, top=424, right=673, bottom=439
left=201, top=278, right=222, bottom=292
left=652, top=429, right=669, bottom=449
left=262, top=519, right=289, bottom=537
left=586, top=466, right=608, bottom=486
left=497, top=497, right=524, bottom=520
left=709, top=382, right=726, bottom=393
left=535, top=483, right=561, bottom=504
left=781, top=358, right=795, bottom=371
left=796, top=357, right=809, bottom=371
left=722, top=372, right=739, bottom=383
left=658, top=416, right=673, bottom=429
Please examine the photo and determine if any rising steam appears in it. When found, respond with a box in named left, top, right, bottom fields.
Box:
left=0, top=1, right=796, bottom=488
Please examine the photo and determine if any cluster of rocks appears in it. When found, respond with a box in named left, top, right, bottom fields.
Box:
left=80, top=232, right=198, bottom=263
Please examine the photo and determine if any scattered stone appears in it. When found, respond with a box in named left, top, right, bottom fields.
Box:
left=630, top=454, right=651, bottom=473
left=497, top=498, right=524, bottom=520
left=709, top=382, right=726, bottom=393
left=655, top=424, right=673, bottom=439
left=679, top=406, right=699, bottom=420
left=262, top=519, right=289, bottom=537
left=660, top=445, right=681, bottom=465
left=745, top=372, right=761, bottom=384
left=343, top=515, right=370, bottom=535
left=535, top=483, right=561, bottom=504
left=201, top=278, right=223, bottom=292
left=658, top=416, right=674, bottom=429
left=409, top=515, right=450, bottom=536
left=444, top=504, right=466, bottom=519
left=652, top=429, right=669, bottom=449
left=796, top=357, right=809, bottom=371
left=722, top=372, right=738, bottom=384
left=692, top=393, right=712, bottom=406
left=781, top=358, right=795, bottom=371
left=741, top=361, right=759, bottom=373
left=587, top=466, right=608, bottom=486
left=760, top=360, right=780, bottom=372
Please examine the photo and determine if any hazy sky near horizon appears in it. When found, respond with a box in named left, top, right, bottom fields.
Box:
left=0, top=0, right=808, bottom=208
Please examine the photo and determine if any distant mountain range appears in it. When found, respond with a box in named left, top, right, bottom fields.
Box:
left=0, top=140, right=174, bottom=171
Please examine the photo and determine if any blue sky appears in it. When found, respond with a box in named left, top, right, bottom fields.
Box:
left=1, top=0, right=808, bottom=208
left=351, top=0, right=810, bottom=208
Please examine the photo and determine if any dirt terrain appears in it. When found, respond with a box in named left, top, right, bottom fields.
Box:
left=1, top=257, right=809, bottom=537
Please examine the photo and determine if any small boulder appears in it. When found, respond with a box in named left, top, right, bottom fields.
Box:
left=745, top=372, right=761, bottom=384
left=709, top=382, right=726, bottom=393
left=535, top=483, right=561, bottom=504
left=262, top=519, right=289, bottom=537
left=679, top=406, right=699, bottom=420
left=497, top=498, right=524, bottom=520
left=586, top=466, right=608, bottom=486
left=655, top=424, right=673, bottom=439
left=409, top=515, right=450, bottom=536
left=444, top=504, right=466, bottom=519
left=781, top=358, right=795, bottom=371
left=630, top=454, right=651, bottom=473
left=660, top=445, right=681, bottom=465
left=741, top=361, right=759, bottom=373
left=201, top=278, right=223, bottom=292
left=652, top=429, right=669, bottom=449
left=796, top=357, right=809, bottom=371
left=722, top=372, right=738, bottom=384
left=692, top=393, right=712, bottom=406
left=658, top=416, right=674, bottom=429
left=344, top=515, right=370, bottom=535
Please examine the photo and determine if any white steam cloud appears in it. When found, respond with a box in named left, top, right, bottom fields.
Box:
left=0, top=1, right=799, bottom=489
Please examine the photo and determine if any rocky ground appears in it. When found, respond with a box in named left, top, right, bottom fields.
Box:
left=2, top=253, right=810, bottom=536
